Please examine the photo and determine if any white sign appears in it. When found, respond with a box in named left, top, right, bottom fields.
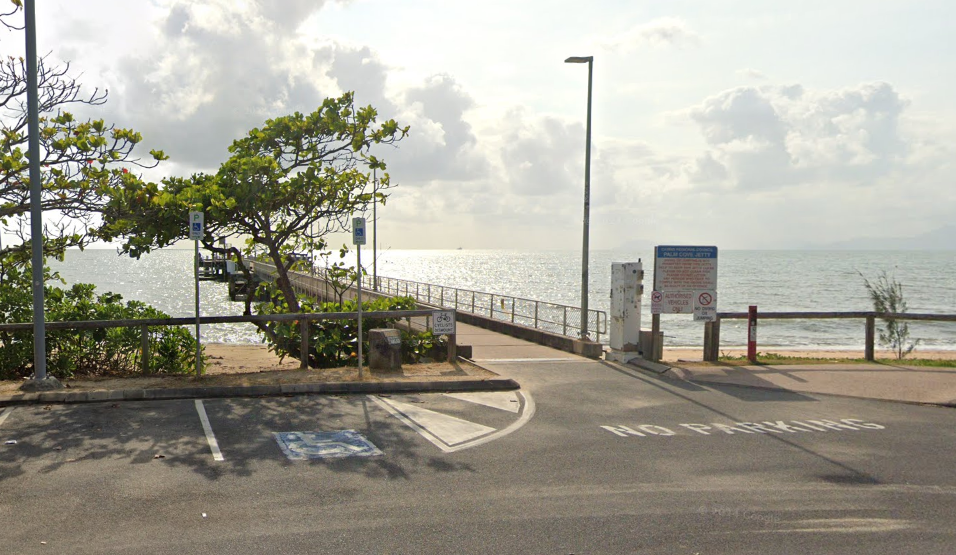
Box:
left=352, top=217, right=367, bottom=245
left=654, top=246, right=718, bottom=292
left=693, top=290, right=717, bottom=322
left=189, top=211, right=204, bottom=240
left=653, top=290, right=695, bottom=315
left=433, top=310, right=456, bottom=335
left=650, top=290, right=664, bottom=314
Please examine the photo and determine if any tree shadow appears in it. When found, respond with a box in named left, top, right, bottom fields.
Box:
left=0, top=393, right=480, bottom=484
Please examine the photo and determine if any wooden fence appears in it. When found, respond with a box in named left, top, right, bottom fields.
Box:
left=702, top=311, right=956, bottom=362
left=0, top=309, right=454, bottom=373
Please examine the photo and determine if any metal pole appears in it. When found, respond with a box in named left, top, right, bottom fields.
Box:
left=580, top=57, right=593, bottom=340
left=372, top=168, right=378, bottom=292
left=195, top=240, right=201, bottom=377
left=25, top=0, right=47, bottom=381
left=357, top=244, right=363, bottom=379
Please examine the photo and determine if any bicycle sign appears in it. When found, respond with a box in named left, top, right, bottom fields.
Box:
left=433, top=310, right=456, bottom=335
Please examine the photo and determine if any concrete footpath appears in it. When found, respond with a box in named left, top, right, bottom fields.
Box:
left=2, top=320, right=956, bottom=407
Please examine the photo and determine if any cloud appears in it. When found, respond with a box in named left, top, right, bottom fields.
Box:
left=737, top=68, right=768, bottom=80
left=386, top=74, right=490, bottom=184
left=684, top=82, right=909, bottom=190
left=603, top=17, right=701, bottom=52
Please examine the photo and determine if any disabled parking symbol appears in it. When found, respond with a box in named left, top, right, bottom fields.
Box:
left=273, top=430, right=383, bottom=460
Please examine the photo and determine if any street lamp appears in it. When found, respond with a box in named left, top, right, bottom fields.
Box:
left=565, top=55, right=593, bottom=340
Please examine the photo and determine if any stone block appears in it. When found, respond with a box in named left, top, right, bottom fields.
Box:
left=369, top=328, right=402, bottom=372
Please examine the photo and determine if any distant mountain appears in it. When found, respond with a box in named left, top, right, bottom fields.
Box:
left=814, top=225, right=955, bottom=251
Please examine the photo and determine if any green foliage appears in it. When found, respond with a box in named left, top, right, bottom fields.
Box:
left=98, top=92, right=409, bottom=327
left=0, top=266, right=197, bottom=380
left=860, top=270, right=920, bottom=359
left=262, top=295, right=445, bottom=368
left=0, top=47, right=166, bottom=267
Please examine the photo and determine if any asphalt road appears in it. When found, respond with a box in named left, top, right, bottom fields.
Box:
left=2, top=359, right=955, bottom=554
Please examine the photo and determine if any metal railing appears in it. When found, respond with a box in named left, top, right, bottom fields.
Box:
left=250, top=262, right=608, bottom=342
left=364, top=274, right=607, bottom=343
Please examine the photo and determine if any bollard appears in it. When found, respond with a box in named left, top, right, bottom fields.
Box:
left=747, top=305, right=758, bottom=363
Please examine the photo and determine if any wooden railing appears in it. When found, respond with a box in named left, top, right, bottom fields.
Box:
left=702, top=311, right=956, bottom=362
left=0, top=309, right=454, bottom=374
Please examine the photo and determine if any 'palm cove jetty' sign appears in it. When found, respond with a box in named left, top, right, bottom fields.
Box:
left=651, top=245, right=718, bottom=322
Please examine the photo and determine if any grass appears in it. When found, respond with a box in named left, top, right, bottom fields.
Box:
left=717, top=352, right=956, bottom=368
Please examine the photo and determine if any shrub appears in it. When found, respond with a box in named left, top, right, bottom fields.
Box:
left=0, top=266, right=197, bottom=380
left=860, top=270, right=920, bottom=359
left=261, top=294, right=446, bottom=368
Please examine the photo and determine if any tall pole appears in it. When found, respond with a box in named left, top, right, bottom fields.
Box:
left=372, top=168, right=378, bottom=292
left=194, top=239, right=201, bottom=378
left=565, top=55, right=594, bottom=340
left=25, top=0, right=47, bottom=380
left=357, top=243, right=363, bottom=379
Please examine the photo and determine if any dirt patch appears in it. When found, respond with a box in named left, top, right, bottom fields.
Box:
left=0, top=343, right=498, bottom=395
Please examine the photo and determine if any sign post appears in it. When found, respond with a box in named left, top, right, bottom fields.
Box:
left=652, top=246, right=719, bottom=361
left=189, top=211, right=204, bottom=378
left=353, top=217, right=367, bottom=379
left=433, top=310, right=457, bottom=362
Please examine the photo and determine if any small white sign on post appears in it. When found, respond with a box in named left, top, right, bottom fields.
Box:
left=433, top=310, right=456, bottom=335
left=352, top=217, right=367, bottom=245
left=693, top=290, right=717, bottom=322
left=189, top=211, right=204, bottom=240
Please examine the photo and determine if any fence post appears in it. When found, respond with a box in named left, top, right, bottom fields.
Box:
left=511, top=298, right=516, bottom=322
left=747, top=305, right=758, bottom=363
left=489, top=295, right=495, bottom=317
left=703, top=318, right=721, bottom=362
left=534, top=302, right=539, bottom=329
left=299, top=318, right=309, bottom=369
left=865, top=315, right=875, bottom=361
left=563, top=306, right=568, bottom=336
left=447, top=333, right=457, bottom=363
left=471, top=292, right=475, bottom=313
left=140, top=325, right=150, bottom=374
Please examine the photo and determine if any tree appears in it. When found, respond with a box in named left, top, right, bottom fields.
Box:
left=99, top=92, right=409, bottom=343
left=860, top=270, right=920, bottom=359
left=0, top=6, right=166, bottom=277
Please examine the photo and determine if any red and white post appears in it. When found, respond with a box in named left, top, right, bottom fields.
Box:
left=747, top=305, right=758, bottom=363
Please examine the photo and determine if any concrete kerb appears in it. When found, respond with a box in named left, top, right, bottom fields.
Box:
left=0, top=378, right=520, bottom=407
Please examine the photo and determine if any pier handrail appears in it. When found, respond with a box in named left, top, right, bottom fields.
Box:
left=366, top=274, right=608, bottom=343
left=703, top=310, right=956, bottom=362
left=250, top=261, right=608, bottom=342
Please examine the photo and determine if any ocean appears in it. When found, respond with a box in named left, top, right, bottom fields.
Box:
left=48, top=248, right=956, bottom=351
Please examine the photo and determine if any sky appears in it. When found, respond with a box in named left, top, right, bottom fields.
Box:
left=14, top=0, right=956, bottom=250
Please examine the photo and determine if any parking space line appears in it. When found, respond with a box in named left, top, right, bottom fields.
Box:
left=0, top=407, right=12, bottom=428
left=194, top=400, right=224, bottom=462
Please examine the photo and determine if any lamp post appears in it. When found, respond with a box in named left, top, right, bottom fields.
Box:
left=565, top=55, right=593, bottom=340
left=372, top=168, right=378, bottom=292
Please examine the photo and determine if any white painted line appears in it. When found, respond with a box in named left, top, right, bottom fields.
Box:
left=444, top=391, right=520, bottom=413
left=0, top=407, right=13, bottom=428
left=370, top=390, right=536, bottom=453
left=471, top=358, right=581, bottom=363
left=370, top=397, right=495, bottom=452
left=194, top=400, right=224, bottom=461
